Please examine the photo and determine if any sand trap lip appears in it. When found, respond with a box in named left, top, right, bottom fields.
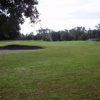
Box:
left=0, top=44, right=44, bottom=54
left=0, top=49, right=42, bottom=54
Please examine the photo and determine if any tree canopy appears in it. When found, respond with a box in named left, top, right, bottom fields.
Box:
left=0, top=0, right=39, bottom=23
left=0, top=0, right=39, bottom=40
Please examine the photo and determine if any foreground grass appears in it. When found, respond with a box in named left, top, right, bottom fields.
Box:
left=0, top=41, right=100, bottom=100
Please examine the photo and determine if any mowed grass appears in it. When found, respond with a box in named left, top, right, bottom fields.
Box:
left=0, top=41, right=100, bottom=100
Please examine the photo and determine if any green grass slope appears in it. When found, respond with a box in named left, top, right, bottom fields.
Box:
left=0, top=41, right=100, bottom=100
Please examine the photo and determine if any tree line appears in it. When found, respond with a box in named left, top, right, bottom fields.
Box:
left=19, top=25, right=100, bottom=41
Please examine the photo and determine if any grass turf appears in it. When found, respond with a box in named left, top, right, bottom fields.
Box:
left=0, top=41, right=100, bottom=100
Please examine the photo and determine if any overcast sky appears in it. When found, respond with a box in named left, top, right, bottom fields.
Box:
left=20, top=0, right=100, bottom=34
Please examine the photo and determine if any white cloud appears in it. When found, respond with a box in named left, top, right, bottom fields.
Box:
left=21, top=0, right=100, bottom=34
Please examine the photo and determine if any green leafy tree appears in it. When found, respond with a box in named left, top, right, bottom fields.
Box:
left=0, top=0, right=39, bottom=40
left=69, top=27, right=86, bottom=40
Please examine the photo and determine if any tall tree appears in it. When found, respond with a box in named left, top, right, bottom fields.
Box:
left=95, top=24, right=100, bottom=40
left=95, top=24, right=100, bottom=30
left=0, top=0, right=39, bottom=40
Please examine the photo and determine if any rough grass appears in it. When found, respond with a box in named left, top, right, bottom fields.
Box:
left=0, top=41, right=100, bottom=100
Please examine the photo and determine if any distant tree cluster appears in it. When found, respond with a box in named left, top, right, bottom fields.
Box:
left=19, top=25, right=100, bottom=41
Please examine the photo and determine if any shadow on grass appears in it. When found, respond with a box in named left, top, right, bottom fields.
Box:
left=0, top=44, right=44, bottom=50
